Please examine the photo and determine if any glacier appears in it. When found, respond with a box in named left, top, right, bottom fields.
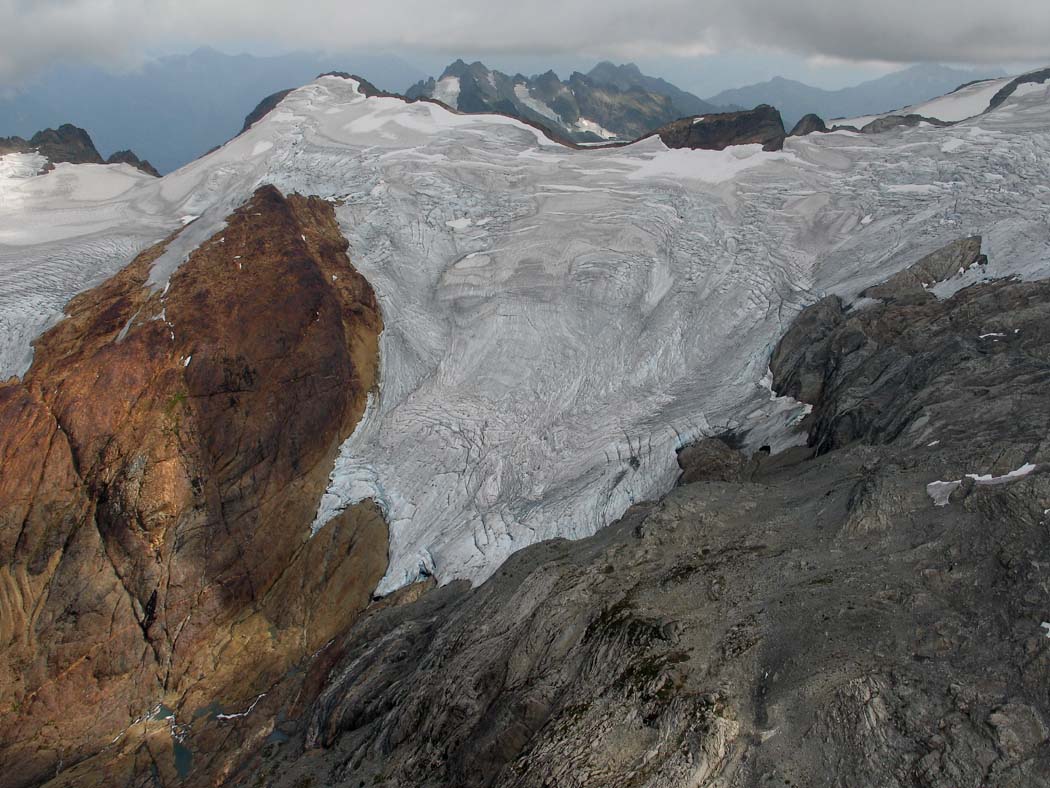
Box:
left=2, top=74, right=1050, bottom=594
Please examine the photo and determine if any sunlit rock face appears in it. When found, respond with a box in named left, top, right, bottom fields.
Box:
left=2, top=74, right=1050, bottom=600
left=0, top=186, right=385, bottom=787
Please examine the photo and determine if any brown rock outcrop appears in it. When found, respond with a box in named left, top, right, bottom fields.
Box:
left=860, top=235, right=986, bottom=303
left=0, top=185, right=387, bottom=787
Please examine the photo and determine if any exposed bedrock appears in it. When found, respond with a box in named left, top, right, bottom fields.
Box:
left=0, top=124, right=103, bottom=166
left=0, top=185, right=386, bottom=787
left=104, top=149, right=162, bottom=177
left=861, top=114, right=952, bottom=134
left=655, top=105, right=787, bottom=152
left=858, top=235, right=986, bottom=304
left=988, top=67, right=1050, bottom=111
left=0, top=124, right=159, bottom=175
left=788, top=113, right=828, bottom=136
left=212, top=270, right=1050, bottom=787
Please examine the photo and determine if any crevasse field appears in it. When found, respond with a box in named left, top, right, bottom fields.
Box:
left=1, top=76, right=1049, bottom=593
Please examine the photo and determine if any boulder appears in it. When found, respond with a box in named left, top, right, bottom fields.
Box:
left=655, top=105, right=787, bottom=152
left=789, top=113, right=828, bottom=136
left=677, top=436, right=748, bottom=483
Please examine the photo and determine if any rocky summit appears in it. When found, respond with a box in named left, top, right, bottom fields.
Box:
left=1, top=65, right=1050, bottom=788
left=406, top=59, right=731, bottom=143
left=0, top=124, right=159, bottom=176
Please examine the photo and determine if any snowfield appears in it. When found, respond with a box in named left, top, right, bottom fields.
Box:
left=2, top=74, right=1050, bottom=593
left=836, top=76, right=1015, bottom=128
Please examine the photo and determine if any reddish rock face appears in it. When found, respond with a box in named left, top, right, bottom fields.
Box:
left=0, top=185, right=387, bottom=787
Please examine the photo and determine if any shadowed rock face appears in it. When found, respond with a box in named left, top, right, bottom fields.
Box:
left=406, top=59, right=727, bottom=144
left=655, top=105, right=787, bottom=152
left=789, top=113, right=828, bottom=136
left=0, top=124, right=159, bottom=175
left=241, top=89, right=295, bottom=133
left=861, top=113, right=951, bottom=134
left=104, top=149, right=161, bottom=177
left=1, top=124, right=103, bottom=166
left=213, top=274, right=1050, bottom=788
left=774, top=276, right=1050, bottom=462
left=988, top=68, right=1050, bottom=111
left=0, top=185, right=387, bottom=788
left=27, top=124, right=104, bottom=164
left=860, top=236, right=986, bottom=303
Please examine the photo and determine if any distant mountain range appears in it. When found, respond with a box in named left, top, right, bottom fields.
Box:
left=706, top=63, right=1008, bottom=127
left=0, top=52, right=1011, bottom=172
left=406, top=60, right=734, bottom=143
left=0, top=48, right=425, bottom=173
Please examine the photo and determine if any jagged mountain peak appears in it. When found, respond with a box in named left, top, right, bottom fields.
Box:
left=0, top=122, right=159, bottom=175
left=587, top=60, right=645, bottom=85
left=2, top=70, right=1050, bottom=786
left=407, top=59, right=727, bottom=142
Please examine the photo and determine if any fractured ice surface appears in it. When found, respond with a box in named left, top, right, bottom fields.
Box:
left=2, top=75, right=1050, bottom=593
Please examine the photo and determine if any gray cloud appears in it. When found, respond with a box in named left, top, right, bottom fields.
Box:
left=2, top=0, right=1048, bottom=83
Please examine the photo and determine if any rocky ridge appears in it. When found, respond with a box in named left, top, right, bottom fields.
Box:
left=204, top=245, right=1050, bottom=788
left=0, top=185, right=385, bottom=787
left=2, top=71, right=1050, bottom=787
left=16, top=236, right=1050, bottom=787
left=0, top=124, right=159, bottom=176
left=406, top=59, right=730, bottom=143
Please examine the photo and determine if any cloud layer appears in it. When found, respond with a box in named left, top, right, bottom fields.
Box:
left=2, top=0, right=1048, bottom=82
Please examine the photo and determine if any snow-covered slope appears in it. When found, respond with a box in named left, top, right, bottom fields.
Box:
left=836, top=76, right=1014, bottom=128
left=2, top=74, right=1049, bottom=594
left=0, top=157, right=162, bottom=374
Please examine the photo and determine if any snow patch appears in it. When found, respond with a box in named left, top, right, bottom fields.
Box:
left=445, top=217, right=473, bottom=231
left=433, top=76, right=461, bottom=108
left=623, top=143, right=794, bottom=183
left=513, top=84, right=562, bottom=124
left=215, top=694, right=266, bottom=721
left=311, top=392, right=384, bottom=536
left=572, top=117, right=618, bottom=140
left=927, top=462, right=1039, bottom=506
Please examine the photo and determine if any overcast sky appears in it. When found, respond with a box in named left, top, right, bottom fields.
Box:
left=3, top=0, right=1049, bottom=88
